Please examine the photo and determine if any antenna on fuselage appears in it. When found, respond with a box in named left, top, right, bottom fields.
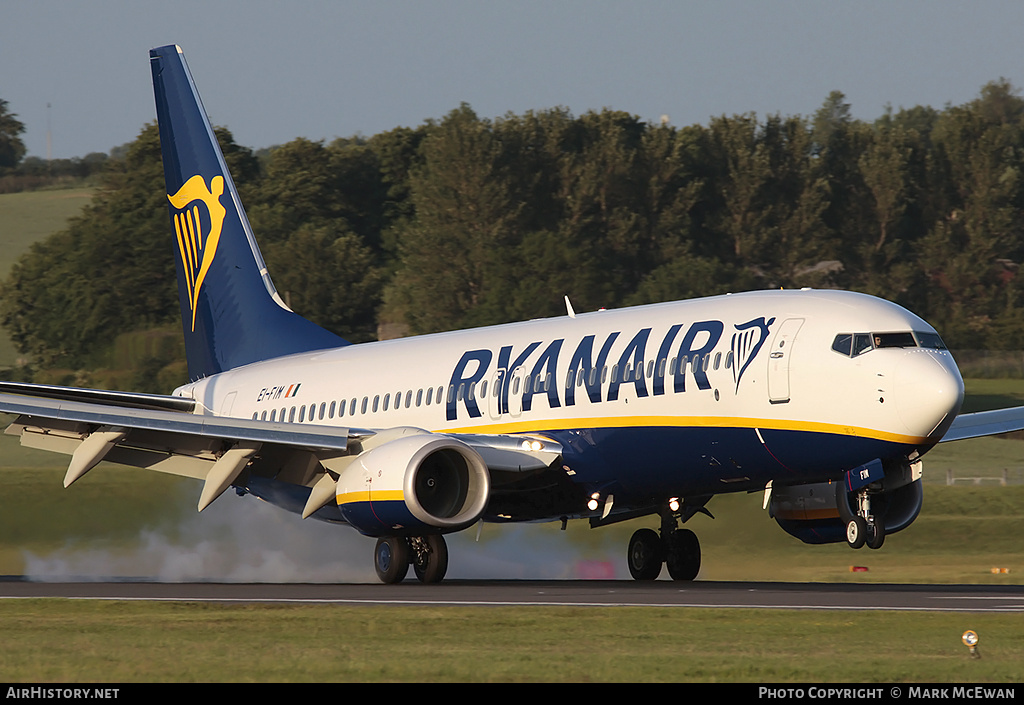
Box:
left=564, top=296, right=576, bottom=319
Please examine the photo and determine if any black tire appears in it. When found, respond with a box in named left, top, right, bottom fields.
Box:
left=374, top=536, right=411, bottom=584
left=665, top=529, right=701, bottom=581
left=413, top=535, right=449, bottom=584
left=846, top=517, right=867, bottom=550
left=867, top=520, right=886, bottom=550
left=627, top=528, right=663, bottom=580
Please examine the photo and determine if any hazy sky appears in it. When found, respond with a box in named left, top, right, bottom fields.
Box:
left=4, top=1, right=1024, bottom=160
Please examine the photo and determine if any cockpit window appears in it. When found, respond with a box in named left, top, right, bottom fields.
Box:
left=853, top=334, right=873, bottom=356
left=872, top=332, right=916, bottom=348
left=832, top=330, right=948, bottom=357
left=831, top=334, right=852, bottom=356
left=914, top=331, right=947, bottom=350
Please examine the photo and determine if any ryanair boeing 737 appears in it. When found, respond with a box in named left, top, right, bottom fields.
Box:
left=0, top=45, right=1020, bottom=583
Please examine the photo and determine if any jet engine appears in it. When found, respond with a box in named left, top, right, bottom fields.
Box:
left=335, top=432, right=491, bottom=536
left=769, top=459, right=923, bottom=545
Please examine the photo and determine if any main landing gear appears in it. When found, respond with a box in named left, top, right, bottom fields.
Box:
left=838, top=484, right=885, bottom=550
left=373, top=534, right=449, bottom=584
left=627, top=512, right=701, bottom=581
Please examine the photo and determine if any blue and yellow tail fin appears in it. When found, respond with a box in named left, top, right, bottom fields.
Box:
left=150, top=45, right=346, bottom=380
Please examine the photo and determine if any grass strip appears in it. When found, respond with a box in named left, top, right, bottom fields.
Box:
left=0, top=601, right=1022, bottom=682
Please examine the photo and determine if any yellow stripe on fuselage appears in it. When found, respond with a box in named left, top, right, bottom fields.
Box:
left=441, top=414, right=934, bottom=446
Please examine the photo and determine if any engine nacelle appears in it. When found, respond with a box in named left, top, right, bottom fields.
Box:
left=335, top=432, right=491, bottom=536
left=770, top=462, right=924, bottom=545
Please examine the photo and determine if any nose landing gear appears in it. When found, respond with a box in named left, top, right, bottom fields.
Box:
left=838, top=484, right=886, bottom=551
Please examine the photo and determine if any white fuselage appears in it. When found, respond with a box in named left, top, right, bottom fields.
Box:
left=174, top=289, right=964, bottom=506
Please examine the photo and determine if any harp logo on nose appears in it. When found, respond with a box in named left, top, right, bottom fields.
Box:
left=168, top=174, right=227, bottom=332
left=731, top=316, right=775, bottom=393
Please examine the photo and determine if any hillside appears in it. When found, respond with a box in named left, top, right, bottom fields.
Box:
left=0, top=187, right=93, bottom=365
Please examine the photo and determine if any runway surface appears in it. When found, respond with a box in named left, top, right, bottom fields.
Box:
left=2, top=578, right=1024, bottom=611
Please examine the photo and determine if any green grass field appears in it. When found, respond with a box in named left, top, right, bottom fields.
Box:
left=1, top=601, right=1021, bottom=682
left=0, top=188, right=92, bottom=276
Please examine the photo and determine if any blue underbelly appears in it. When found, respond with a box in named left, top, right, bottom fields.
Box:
left=548, top=424, right=919, bottom=501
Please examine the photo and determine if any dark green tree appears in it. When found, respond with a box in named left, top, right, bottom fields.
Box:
left=0, top=99, right=26, bottom=171
left=383, top=104, right=531, bottom=333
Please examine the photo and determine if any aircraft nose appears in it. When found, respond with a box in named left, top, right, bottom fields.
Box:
left=892, top=351, right=964, bottom=438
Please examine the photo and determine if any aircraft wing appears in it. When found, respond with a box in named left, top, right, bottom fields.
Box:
left=0, top=381, right=197, bottom=412
left=940, top=406, right=1024, bottom=442
left=0, top=386, right=563, bottom=517
left=0, top=390, right=367, bottom=510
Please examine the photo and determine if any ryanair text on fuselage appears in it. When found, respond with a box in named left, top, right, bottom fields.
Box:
left=444, top=316, right=775, bottom=421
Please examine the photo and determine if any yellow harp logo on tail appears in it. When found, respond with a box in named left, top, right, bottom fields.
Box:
left=168, top=175, right=226, bottom=332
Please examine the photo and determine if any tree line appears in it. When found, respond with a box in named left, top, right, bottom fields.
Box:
left=0, top=99, right=111, bottom=193
left=4, top=81, right=1024, bottom=388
